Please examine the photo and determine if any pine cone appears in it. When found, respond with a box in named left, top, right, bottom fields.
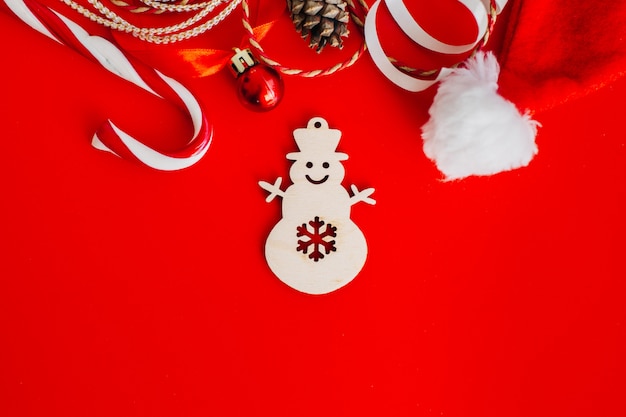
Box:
left=287, top=0, right=350, bottom=52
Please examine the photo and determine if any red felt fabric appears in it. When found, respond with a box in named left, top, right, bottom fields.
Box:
left=0, top=1, right=625, bottom=417
left=498, top=0, right=626, bottom=111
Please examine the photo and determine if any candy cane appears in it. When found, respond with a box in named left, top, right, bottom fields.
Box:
left=4, top=0, right=213, bottom=170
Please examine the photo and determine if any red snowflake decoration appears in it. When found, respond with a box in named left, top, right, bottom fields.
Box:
left=296, top=216, right=337, bottom=262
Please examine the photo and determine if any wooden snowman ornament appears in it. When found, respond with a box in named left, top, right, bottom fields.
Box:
left=260, top=117, right=375, bottom=295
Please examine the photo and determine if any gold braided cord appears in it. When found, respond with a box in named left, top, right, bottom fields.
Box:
left=242, top=0, right=369, bottom=78
left=60, top=0, right=369, bottom=70
left=59, top=0, right=241, bottom=43
left=110, top=0, right=226, bottom=14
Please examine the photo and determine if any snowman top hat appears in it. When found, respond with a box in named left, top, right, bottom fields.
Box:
left=287, top=117, right=349, bottom=161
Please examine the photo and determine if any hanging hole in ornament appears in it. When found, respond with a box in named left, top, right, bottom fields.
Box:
left=307, top=117, right=329, bottom=129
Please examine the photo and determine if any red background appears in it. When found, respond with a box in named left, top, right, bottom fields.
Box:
left=1, top=1, right=625, bottom=416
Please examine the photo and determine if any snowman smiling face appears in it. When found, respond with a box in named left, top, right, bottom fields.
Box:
left=290, top=156, right=346, bottom=187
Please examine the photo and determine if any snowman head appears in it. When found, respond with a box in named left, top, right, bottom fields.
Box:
left=287, top=118, right=348, bottom=186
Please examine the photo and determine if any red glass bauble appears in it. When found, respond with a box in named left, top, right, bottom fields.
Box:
left=236, top=64, right=284, bottom=111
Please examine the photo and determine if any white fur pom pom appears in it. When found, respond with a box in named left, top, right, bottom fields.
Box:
left=421, top=51, right=540, bottom=180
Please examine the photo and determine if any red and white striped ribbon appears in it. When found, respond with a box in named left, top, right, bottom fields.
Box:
left=365, top=0, right=507, bottom=92
left=4, top=0, right=213, bottom=170
left=385, top=0, right=489, bottom=55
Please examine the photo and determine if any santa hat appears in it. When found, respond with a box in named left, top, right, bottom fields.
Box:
left=365, top=0, right=626, bottom=180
